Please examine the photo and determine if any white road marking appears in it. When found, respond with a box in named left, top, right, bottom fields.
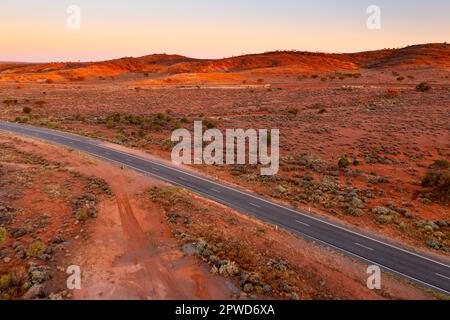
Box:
left=249, top=202, right=261, bottom=208
left=295, top=220, right=311, bottom=227
left=151, top=167, right=160, bottom=171
left=179, top=176, right=187, bottom=181
left=355, top=243, right=375, bottom=251
left=211, top=188, right=222, bottom=193
left=436, top=273, right=450, bottom=281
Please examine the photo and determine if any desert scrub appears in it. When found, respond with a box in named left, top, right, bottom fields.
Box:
left=148, top=187, right=195, bottom=209
left=14, top=117, right=29, bottom=124
left=0, top=227, right=7, bottom=245
left=0, top=142, right=49, bottom=165
left=416, top=82, right=432, bottom=92
left=22, top=106, right=32, bottom=114
left=0, top=274, right=12, bottom=290
left=2, top=99, right=18, bottom=106
left=160, top=139, right=176, bottom=151
left=87, top=176, right=113, bottom=196
left=26, top=241, right=46, bottom=257
left=203, top=118, right=216, bottom=129
left=421, top=161, right=450, bottom=200
left=338, top=157, right=350, bottom=168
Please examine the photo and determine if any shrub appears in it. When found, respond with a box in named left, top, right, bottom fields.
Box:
left=421, top=169, right=450, bottom=197
left=204, top=119, right=216, bottom=129
left=22, top=106, right=31, bottom=114
left=431, top=160, right=449, bottom=170
left=396, top=76, right=405, bottom=81
left=106, top=118, right=116, bottom=129
left=416, top=82, right=432, bottom=92
left=180, top=117, right=189, bottom=124
left=160, top=139, right=175, bottom=151
left=286, top=108, right=298, bottom=115
left=26, top=241, right=46, bottom=257
left=14, top=117, right=29, bottom=123
left=124, top=114, right=144, bottom=125
left=0, top=274, right=12, bottom=290
left=338, top=157, right=350, bottom=168
left=0, top=227, right=7, bottom=245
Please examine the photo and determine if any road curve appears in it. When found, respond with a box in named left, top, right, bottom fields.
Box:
left=1, top=120, right=449, bottom=295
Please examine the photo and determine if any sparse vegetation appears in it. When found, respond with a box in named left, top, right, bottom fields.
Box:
left=3, top=99, right=18, bottom=106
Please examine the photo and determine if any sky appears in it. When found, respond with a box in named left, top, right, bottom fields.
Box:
left=1, top=0, right=449, bottom=62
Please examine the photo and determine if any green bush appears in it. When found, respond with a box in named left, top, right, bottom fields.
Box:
left=338, top=157, right=350, bottom=168
left=0, top=274, right=12, bottom=290
left=160, top=139, right=175, bottom=151
left=431, top=160, right=449, bottom=170
left=0, top=227, right=7, bottom=245
left=422, top=169, right=450, bottom=197
left=26, top=241, right=46, bottom=257
left=22, top=106, right=32, bottom=114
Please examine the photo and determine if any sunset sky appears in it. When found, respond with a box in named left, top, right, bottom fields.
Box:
left=1, top=0, right=449, bottom=62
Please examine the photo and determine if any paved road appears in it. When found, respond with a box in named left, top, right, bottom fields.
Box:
left=1, top=121, right=449, bottom=295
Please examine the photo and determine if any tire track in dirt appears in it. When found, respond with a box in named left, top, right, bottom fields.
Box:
left=114, top=192, right=189, bottom=299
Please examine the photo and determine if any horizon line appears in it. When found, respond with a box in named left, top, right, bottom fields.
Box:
left=1, top=42, right=447, bottom=64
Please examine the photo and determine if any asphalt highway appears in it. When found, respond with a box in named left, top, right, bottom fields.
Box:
left=1, top=121, right=449, bottom=295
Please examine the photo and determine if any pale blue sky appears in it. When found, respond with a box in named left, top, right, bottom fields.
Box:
left=1, top=0, right=449, bottom=61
